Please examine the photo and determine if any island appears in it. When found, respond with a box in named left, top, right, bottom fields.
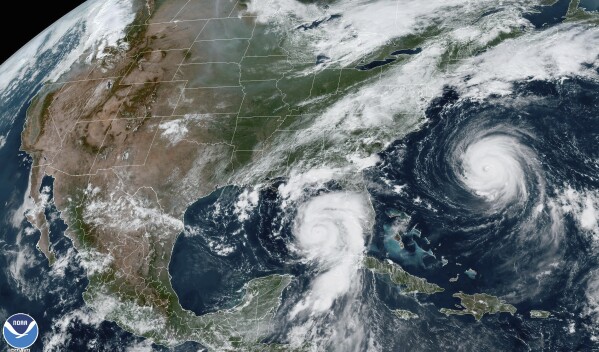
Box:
left=530, top=310, right=551, bottom=319
left=393, top=309, right=419, bottom=320
left=364, top=256, right=444, bottom=294
left=464, top=268, right=477, bottom=279
left=439, top=292, right=517, bottom=321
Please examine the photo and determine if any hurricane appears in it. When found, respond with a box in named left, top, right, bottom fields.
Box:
left=2, top=0, right=599, bottom=350
left=367, top=80, right=599, bottom=332
left=290, top=192, right=373, bottom=317
left=271, top=79, right=599, bottom=350
left=457, top=131, right=536, bottom=207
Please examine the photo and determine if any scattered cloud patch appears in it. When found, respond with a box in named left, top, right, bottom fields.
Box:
left=556, top=186, right=599, bottom=238
left=158, top=118, right=190, bottom=145
left=234, top=187, right=260, bottom=222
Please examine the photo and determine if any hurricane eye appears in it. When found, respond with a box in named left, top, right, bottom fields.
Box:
left=290, top=192, right=372, bottom=318
left=456, top=134, right=536, bottom=207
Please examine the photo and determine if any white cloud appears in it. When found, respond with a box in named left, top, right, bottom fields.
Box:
left=278, top=167, right=346, bottom=205
left=581, top=198, right=599, bottom=231
left=346, top=153, right=381, bottom=170
left=455, top=24, right=599, bottom=99
left=84, top=192, right=183, bottom=235
left=248, top=0, right=505, bottom=66
left=125, top=340, right=155, bottom=352
left=43, top=307, right=103, bottom=351
left=77, top=248, right=114, bottom=276
left=286, top=191, right=375, bottom=351
left=556, top=186, right=599, bottom=238
left=584, top=269, right=599, bottom=341
left=87, top=291, right=167, bottom=336
left=234, top=187, right=260, bottom=221
left=158, top=118, right=190, bottom=145
left=0, top=0, right=135, bottom=101
left=290, top=192, right=374, bottom=317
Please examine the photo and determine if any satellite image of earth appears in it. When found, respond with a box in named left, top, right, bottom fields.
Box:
left=1, top=0, right=599, bottom=350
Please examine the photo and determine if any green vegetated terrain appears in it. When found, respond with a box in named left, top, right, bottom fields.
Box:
left=440, top=292, right=517, bottom=321
left=364, top=256, right=444, bottom=295
left=22, top=0, right=599, bottom=349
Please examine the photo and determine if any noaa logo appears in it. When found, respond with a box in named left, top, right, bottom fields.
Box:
left=3, top=313, right=38, bottom=349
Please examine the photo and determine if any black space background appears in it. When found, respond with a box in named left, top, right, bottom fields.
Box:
left=0, top=1, right=87, bottom=64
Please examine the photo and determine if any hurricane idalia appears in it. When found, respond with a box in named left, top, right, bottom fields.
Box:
left=290, top=192, right=373, bottom=317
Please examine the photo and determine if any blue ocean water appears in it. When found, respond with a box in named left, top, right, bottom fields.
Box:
left=364, top=78, right=599, bottom=350
left=0, top=23, right=178, bottom=351
left=0, top=83, right=160, bottom=350
left=169, top=183, right=293, bottom=315
left=524, top=0, right=570, bottom=28
left=2, top=3, right=597, bottom=350
left=170, top=78, right=599, bottom=351
left=579, top=0, right=599, bottom=11
left=0, top=64, right=209, bottom=352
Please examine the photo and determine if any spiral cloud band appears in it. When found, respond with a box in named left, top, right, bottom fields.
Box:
left=444, top=123, right=545, bottom=213
left=458, top=134, right=531, bottom=205
left=290, top=192, right=373, bottom=317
